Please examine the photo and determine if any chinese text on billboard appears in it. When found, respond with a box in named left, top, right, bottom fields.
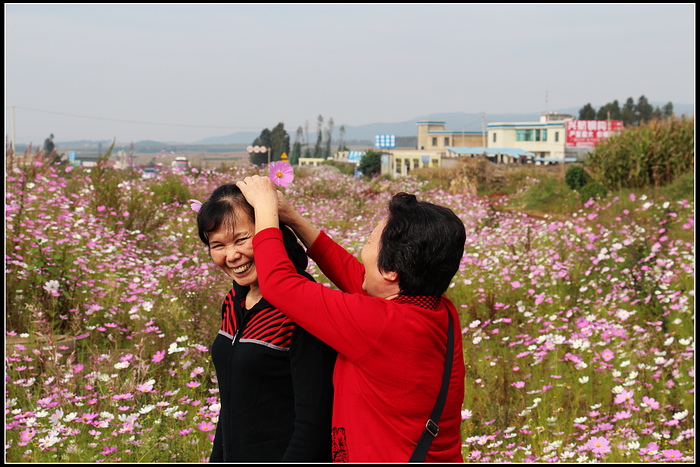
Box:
left=565, top=120, right=623, bottom=148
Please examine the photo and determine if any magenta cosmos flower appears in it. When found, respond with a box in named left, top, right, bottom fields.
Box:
left=188, top=199, right=202, bottom=213
left=586, top=436, right=610, bottom=455
left=269, top=161, right=294, bottom=187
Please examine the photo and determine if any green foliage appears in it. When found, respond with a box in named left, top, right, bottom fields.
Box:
left=657, top=169, right=694, bottom=201
left=43, top=133, right=56, bottom=162
left=358, top=149, right=382, bottom=178
left=321, top=159, right=355, bottom=177
left=151, top=173, right=194, bottom=205
left=578, top=181, right=608, bottom=204
left=580, top=96, right=675, bottom=126
left=4, top=161, right=695, bottom=462
left=596, top=100, right=621, bottom=120
left=518, top=175, right=568, bottom=210
left=250, top=123, right=290, bottom=165
left=579, top=103, right=596, bottom=120
left=564, top=165, right=590, bottom=191
left=586, top=117, right=694, bottom=190
left=314, top=115, right=323, bottom=158
left=290, top=141, right=301, bottom=166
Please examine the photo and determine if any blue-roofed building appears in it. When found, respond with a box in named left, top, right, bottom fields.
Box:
left=487, top=113, right=575, bottom=164
left=446, top=147, right=537, bottom=164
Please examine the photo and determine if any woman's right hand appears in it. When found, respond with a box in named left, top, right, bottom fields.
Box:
left=277, top=190, right=298, bottom=225
left=275, top=190, right=321, bottom=249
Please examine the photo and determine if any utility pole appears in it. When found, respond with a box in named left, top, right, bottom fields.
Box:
left=11, top=106, right=16, bottom=163
left=482, top=112, right=486, bottom=156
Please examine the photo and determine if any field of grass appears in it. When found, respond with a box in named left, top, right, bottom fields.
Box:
left=5, top=155, right=694, bottom=462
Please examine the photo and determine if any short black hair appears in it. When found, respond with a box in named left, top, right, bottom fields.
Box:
left=196, top=184, right=308, bottom=272
left=377, top=192, right=465, bottom=296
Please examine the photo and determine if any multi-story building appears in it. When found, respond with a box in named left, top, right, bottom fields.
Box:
left=416, top=120, right=485, bottom=151
left=486, top=112, right=573, bottom=163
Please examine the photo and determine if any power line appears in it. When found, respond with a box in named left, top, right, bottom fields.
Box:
left=9, top=106, right=262, bottom=131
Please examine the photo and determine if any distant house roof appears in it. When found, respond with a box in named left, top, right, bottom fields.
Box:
left=535, top=157, right=579, bottom=163
left=447, top=147, right=536, bottom=157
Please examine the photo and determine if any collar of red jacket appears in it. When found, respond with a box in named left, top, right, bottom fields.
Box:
left=391, top=295, right=442, bottom=310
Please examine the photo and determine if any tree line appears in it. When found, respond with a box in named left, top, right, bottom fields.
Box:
left=250, top=115, right=348, bottom=166
left=578, top=95, right=674, bottom=126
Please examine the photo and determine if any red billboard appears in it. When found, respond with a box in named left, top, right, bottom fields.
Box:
left=565, top=120, right=623, bottom=148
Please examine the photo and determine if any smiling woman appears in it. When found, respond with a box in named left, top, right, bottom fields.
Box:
left=194, top=183, right=336, bottom=462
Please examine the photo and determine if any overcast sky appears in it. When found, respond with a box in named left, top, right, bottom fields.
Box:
left=5, top=3, right=695, bottom=145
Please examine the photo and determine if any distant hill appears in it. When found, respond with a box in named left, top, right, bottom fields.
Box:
left=191, top=103, right=693, bottom=146
left=193, top=131, right=261, bottom=145
left=190, top=111, right=547, bottom=146
left=47, top=103, right=692, bottom=148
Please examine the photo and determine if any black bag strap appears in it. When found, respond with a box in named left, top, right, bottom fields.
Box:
left=409, top=311, right=454, bottom=462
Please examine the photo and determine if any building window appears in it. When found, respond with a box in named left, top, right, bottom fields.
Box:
left=493, top=133, right=497, bottom=143
left=444, top=137, right=450, bottom=146
left=536, top=129, right=541, bottom=141
left=555, top=131, right=559, bottom=142
left=432, top=137, right=437, bottom=146
left=542, top=129, right=547, bottom=141
left=516, top=129, right=534, bottom=142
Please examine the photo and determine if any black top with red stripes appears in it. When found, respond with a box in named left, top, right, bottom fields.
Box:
left=209, top=281, right=336, bottom=463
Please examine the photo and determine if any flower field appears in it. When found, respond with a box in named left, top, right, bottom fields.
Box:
left=5, top=157, right=695, bottom=462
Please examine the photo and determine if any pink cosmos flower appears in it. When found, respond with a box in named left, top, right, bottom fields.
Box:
left=661, top=449, right=683, bottom=460
left=197, top=420, right=216, bottom=432
left=269, top=161, right=294, bottom=187
left=614, top=388, right=634, bottom=405
left=601, top=349, right=614, bottom=362
left=586, top=436, right=610, bottom=455
left=19, top=428, right=36, bottom=444
left=152, top=350, right=166, bottom=363
left=188, top=199, right=202, bottom=213
left=642, top=395, right=660, bottom=410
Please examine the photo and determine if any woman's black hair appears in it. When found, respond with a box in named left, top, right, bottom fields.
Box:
left=196, top=184, right=308, bottom=272
left=377, top=192, right=466, bottom=297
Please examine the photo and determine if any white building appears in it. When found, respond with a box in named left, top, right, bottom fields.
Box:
left=487, top=112, right=576, bottom=164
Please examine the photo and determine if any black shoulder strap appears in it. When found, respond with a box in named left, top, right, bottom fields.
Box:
left=409, top=311, right=454, bottom=462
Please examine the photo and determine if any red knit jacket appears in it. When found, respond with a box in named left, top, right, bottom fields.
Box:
left=253, top=228, right=465, bottom=463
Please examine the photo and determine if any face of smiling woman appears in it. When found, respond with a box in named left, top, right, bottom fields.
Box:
left=207, top=209, right=258, bottom=289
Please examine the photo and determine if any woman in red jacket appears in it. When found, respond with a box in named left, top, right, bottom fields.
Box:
left=236, top=175, right=467, bottom=463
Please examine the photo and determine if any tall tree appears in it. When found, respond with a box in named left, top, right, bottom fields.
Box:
left=313, top=115, right=323, bottom=158
left=270, top=122, right=290, bottom=161
left=578, top=103, right=596, bottom=120
left=663, top=102, right=674, bottom=119
left=635, top=95, right=653, bottom=124
left=621, top=97, right=636, bottom=126
left=324, top=117, right=334, bottom=159
left=290, top=126, right=303, bottom=165
left=249, top=123, right=290, bottom=166
left=596, top=100, right=621, bottom=121
left=43, top=133, right=55, bottom=160
left=337, top=125, right=347, bottom=152
left=358, top=149, right=382, bottom=178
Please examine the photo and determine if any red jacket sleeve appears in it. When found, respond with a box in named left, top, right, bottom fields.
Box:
left=253, top=228, right=390, bottom=362
left=306, top=230, right=366, bottom=295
